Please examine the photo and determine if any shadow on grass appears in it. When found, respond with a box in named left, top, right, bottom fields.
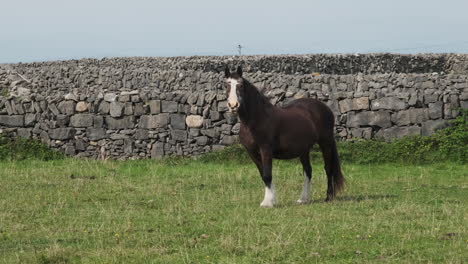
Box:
left=269, top=194, right=397, bottom=208
left=311, top=194, right=398, bottom=204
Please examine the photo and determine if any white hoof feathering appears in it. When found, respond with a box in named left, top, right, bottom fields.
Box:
left=260, top=185, right=276, bottom=208
left=297, top=172, right=311, bottom=204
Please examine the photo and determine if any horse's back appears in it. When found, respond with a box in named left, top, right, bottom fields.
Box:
left=282, top=98, right=335, bottom=132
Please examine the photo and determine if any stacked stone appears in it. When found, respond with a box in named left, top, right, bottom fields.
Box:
left=0, top=54, right=467, bottom=159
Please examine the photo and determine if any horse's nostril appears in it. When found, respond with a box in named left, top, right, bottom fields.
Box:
left=228, top=102, right=239, bottom=109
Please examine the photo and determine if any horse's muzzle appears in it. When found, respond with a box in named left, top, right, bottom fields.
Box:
left=228, top=107, right=238, bottom=114
left=227, top=102, right=239, bottom=113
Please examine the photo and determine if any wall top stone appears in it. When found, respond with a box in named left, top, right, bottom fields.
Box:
left=3, top=53, right=468, bottom=77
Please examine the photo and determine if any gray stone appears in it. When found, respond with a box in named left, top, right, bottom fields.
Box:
left=70, top=114, right=93, bottom=127
left=134, top=103, right=147, bottom=116
left=124, top=138, right=133, bottom=154
left=196, top=136, right=209, bottom=145
left=135, top=129, right=149, bottom=140
left=201, top=129, right=216, bottom=138
left=56, top=115, right=69, bottom=127
left=371, top=97, right=406, bottom=110
left=87, top=128, right=107, bottom=141
left=17, top=128, right=32, bottom=138
left=217, top=101, right=228, bottom=112
left=104, top=93, right=117, bottom=102
left=40, top=130, right=49, bottom=142
left=350, top=127, right=373, bottom=139
left=151, top=142, right=164, bottom=158
left=48, top=104, right=60, bottom=116
left=121, top=90, right=139, bottom=96
left=110, top=134, right=128, bottom=140
left=24, top=113, right=37, bottom=127
left=93, top=116, right=104, bottom=128
left=189, top=128, right=200, bottom=137
left=460, top=93, right=468, bottom=101
left=50, top=128, right=76, bottom=140
left=461, top=100, right=468, bottom=109
left=375, top=126, right=421, bottom=140
left=428, top=102, right=444, bottom=119
left=118, top=95, right=130, bottom=102
left=131, top=95, right=141, bottom=103
left=196, top=93, right=205, bottom=106
left=105, top=116, right=135, bottom=130
left=13, top=102, right=25, bottom=115
left=187, top=93, right=198, bottom=105
left=408, top=93, right=419, bottom=106
left=422, top=120, right=450, bottom=136
left=391, top=109, right=428, bottom=126
left=170, top=114, right=186, bottom=129
left=148, top=100, right=161, bottom=114
left=124, top=102, right=133, bottom=115
left=221, top=124, right=232, bottom=134
left=64, top=93, right=78, bottom=101
left=109, top=102, right=124, bottom=117
left=98, top=101, right=110, bottom=114
left=232, top=123, right=241, bottom=134
left=224, top=112, right=238, bottom=125
left=221, top=135, right=237, bottom=145
left=139, top=114, right=169, bottom=129
left=212, top=145, right=225, bottom=151
left=186, top=115, right=204, bottom=128
left=161, top=101, right=178, bottom=113
left=11, top=101, right=24, bottom=115
left=347, top=111, right=391, bottom=128
left=58, top=101, right=76, bottom=115
left=64, top=145, right=76, bottom=156
left=0, top=115, right=24, bottom=127
left=171, top=130, right=187, bottom=142
left=16, top=87, right=31, bottom=97
left=339, top=97, right=369, bottom=113
left=210, top=111, right=221, bottom=121
left=4, top=101, right=13, bottom=115
left=75, top=138, right=88, bottom=151
left=424, top=94, right=438, bottom=104
left=75, top=139, right=87, bottom=151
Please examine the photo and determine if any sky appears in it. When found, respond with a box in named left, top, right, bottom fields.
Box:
left=1, top=0, right=468, bottom=63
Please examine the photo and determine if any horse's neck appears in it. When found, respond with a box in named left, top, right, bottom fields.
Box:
left=238, top=86, right=275, bottom=129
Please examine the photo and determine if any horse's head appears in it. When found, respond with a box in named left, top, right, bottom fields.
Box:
left=224, top=66, right=244, bottom=113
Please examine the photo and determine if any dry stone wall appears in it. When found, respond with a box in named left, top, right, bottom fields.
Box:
left=0, top=54, right=467, bottom=159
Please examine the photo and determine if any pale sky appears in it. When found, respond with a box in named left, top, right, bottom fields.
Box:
left=1, top=0, right=468, bottom=63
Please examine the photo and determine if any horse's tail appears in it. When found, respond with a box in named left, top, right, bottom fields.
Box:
left=321, top=138, right=345, bottom=201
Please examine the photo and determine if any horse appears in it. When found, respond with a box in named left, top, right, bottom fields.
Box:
left=224, top=66, right=345, bottom=208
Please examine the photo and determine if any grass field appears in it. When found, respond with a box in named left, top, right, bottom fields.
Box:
left=0, top=156, right=467, bottom=263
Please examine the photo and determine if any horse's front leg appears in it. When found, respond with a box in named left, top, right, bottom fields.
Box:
left=297, top=153, right=312, bottom=204
left=259, top=147, right=275, bottom=208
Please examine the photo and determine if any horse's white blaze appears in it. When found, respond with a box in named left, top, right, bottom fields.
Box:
left=297, top=171, right=311, bottom=204
left=227, top=78, right=239, bottom=108
left=260, top=184, right=276, bottom=208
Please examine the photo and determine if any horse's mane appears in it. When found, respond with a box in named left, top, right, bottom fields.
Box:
left=239, top=79, right=273, bottom=123
left=243, top=79, right=272, bottom=107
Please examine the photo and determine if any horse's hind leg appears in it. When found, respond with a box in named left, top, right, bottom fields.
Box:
left=319, top=139, right=345, bottom=202
left=297, top=152, right=312, bottom=204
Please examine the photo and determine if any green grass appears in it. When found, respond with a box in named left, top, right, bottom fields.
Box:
left=0, top=158, right=466, bottom=263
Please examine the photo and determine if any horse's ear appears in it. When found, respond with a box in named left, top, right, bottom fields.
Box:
left=224, top=66, right=230, bottom=78
left=236, top=66, right=243, bottom=77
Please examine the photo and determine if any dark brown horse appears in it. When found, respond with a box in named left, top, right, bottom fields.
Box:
left=224, top=66, right=344, bottom=207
